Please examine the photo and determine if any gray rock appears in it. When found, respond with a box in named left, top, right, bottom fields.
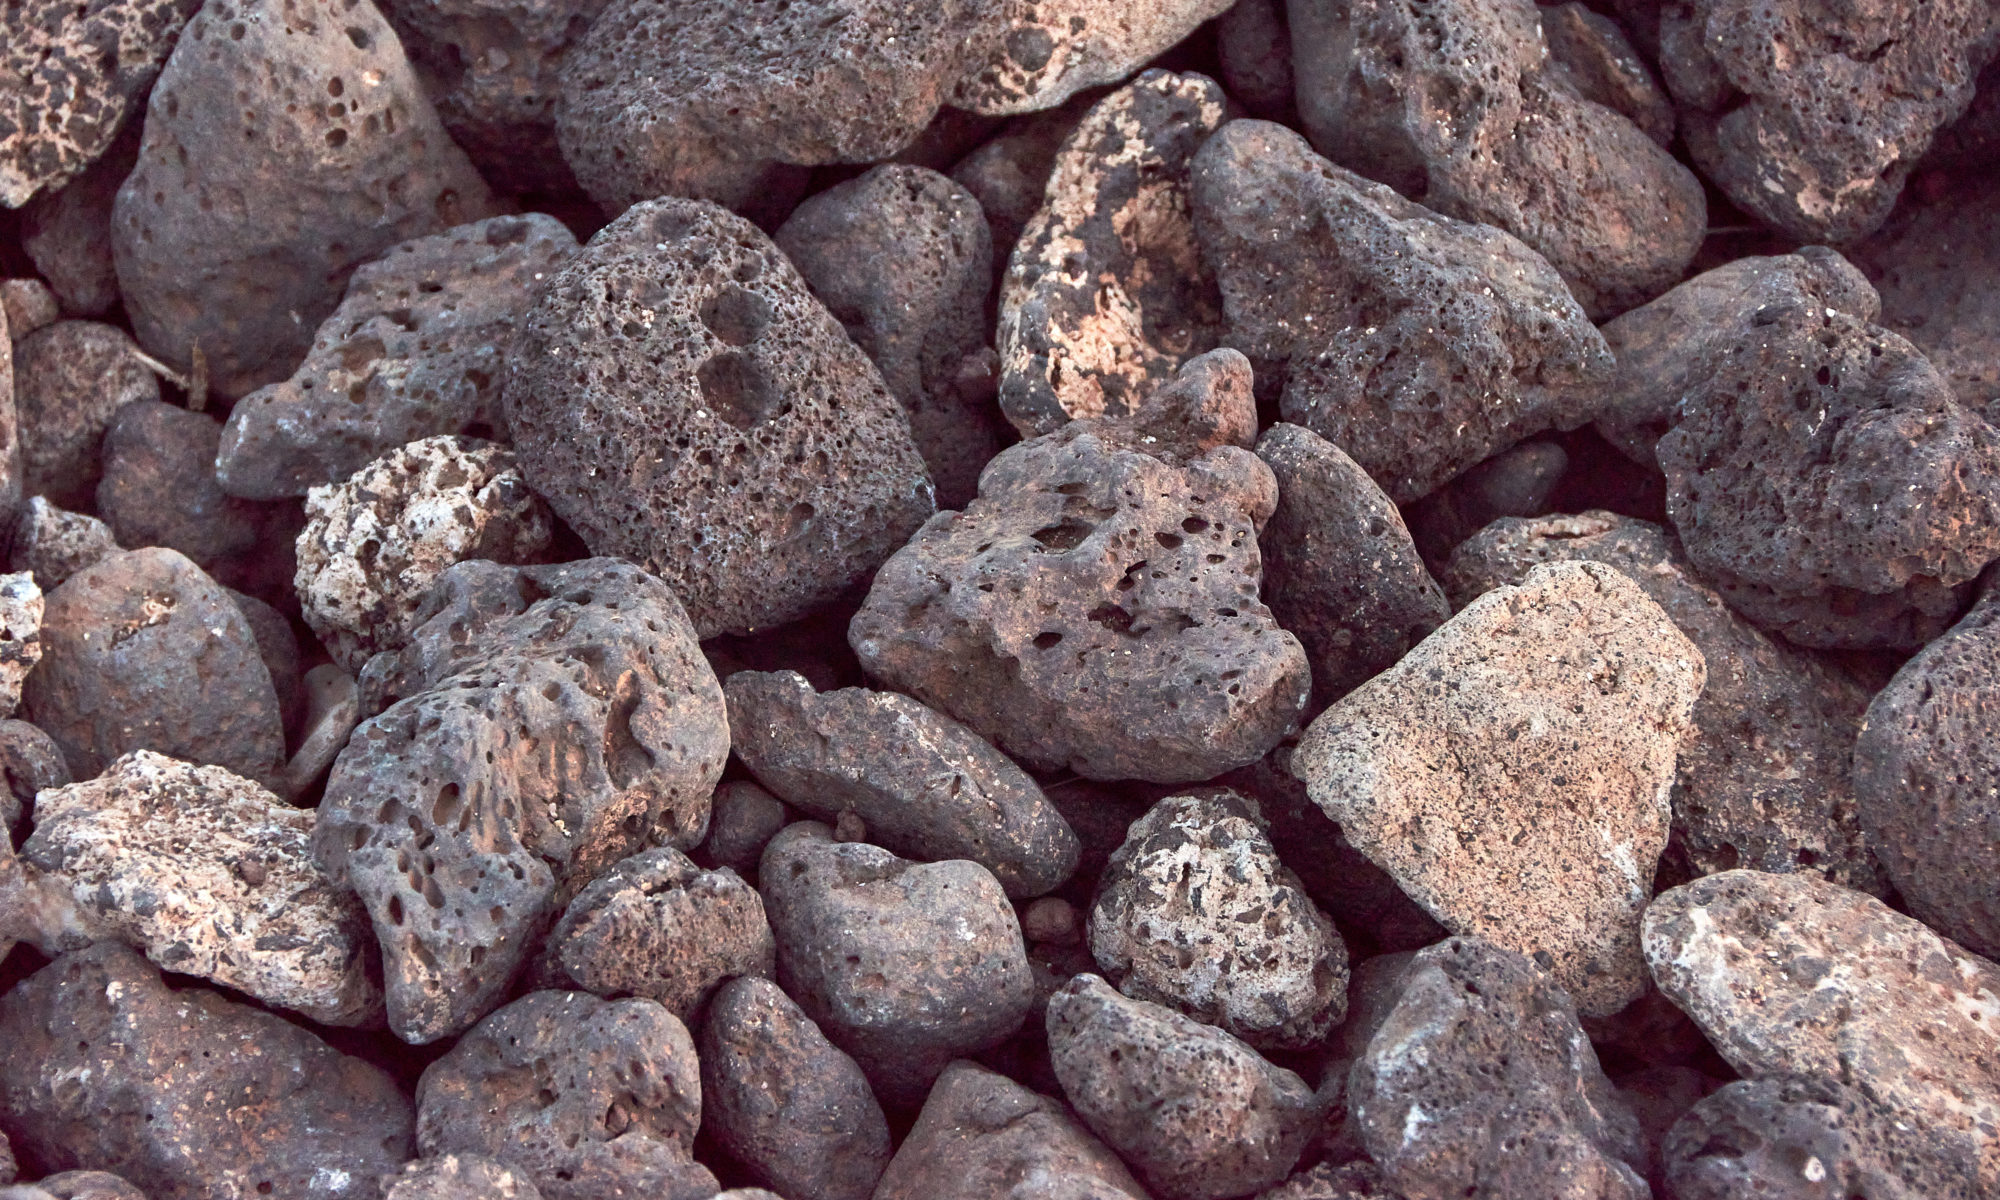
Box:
left=1540, top=3, right=1674, bottom=148
left=699, top=781, right=790, bottom=877
left=382, top=1155, right=545, bottom=1200
left=7, top=497, right=120, bottom=590
left=10, top=320, right=158, bottom=509
left=0, top=719, right=68, bottom=841
left=18, top=122, right=135, bottom=317
left=0, top=573, right=40, bottom=719
left=95, top=399, right=272, bottom=573
left=950, top=0, right=1233, bottom=116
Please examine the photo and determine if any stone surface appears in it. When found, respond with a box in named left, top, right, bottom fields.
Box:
left=504, top=197, right=934, bottom=638
left=1294, top=560, right=1705, bottom=1016
left=948, top=96, right=1093, bottom=270
left=1048, top=973, right=1322, bottom=1200
left=95, top=399, right=269, bottom=571
left=0, top=281, right=60, bottom=341
left=10, top=319, right=159, bottom=509
left=416, top=990, right=715, bottom=1200
left=314, top=558, right=727, bottom=1043
left=1643, top=869, right=2000, bottom=1195
left=699, top=780, right=790, bottom=877
left=0, top=719, right=68, bottom=839
left=7, top=498, right=120, bottom=590
left=724, top=669, right=1079, bottom=898
left=1404, top=440, right=1570, bottom=565
left=1217, top=0, right=1295, bottom=120
left=1254, top=1162, right=1403, bottom=1200
left=112, top=0, right=500, bottom=400
left=0, top=573, right=40, bottom=718
left=382, top=1155, right=545, bottom=1200
left=1541, top=2, right=1675, bottom=148
left=0, top=943, right=413, bottom=1200
left=1191, top=119, right=1614, bottom=501
left=219, top=214, right=579, bottom=500
left=279, top=662, right=360, bottom=800
left=19, top=122, right=135, bottom=317
left=15, top=1172, right=147, bottom=1200
left=951, top=0, right=1233, bottom=116
left=997, top=70, right=1226, bottom=437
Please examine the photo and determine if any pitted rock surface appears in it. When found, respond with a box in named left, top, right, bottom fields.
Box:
left=948, top=95, right=1094, bottom=270
left=1253, top=1162, right=1404, bottom=1200
left=7, top=1171, right=148, bottom=1200
left=219, top=214, right=579, bottom=500
left=951, top=0, right=1234, bottom=116
left=1294, top=560, right=1704, bottom=1016
left=503, top=197, right=934, bottom=638
left=112, top=0, right=499, bottom=399
left=1191, top=120, right=1614, bottom=502
left=0, top=573, right=40, bottom=719
left=1541, top=2, right=1675, bottom=148
left=0, top=719, right=69, bottom=839
left=19, top=122, right=135, bottom=317
left=7, top=498, right=120, bottom=590
left=10, top=320, right=159, bottom=509
left=382, top=1155, right=545, bottom=1200
left=314, top=558, right=728, bottom=1043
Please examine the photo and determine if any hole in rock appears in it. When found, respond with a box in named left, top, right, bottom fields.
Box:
left=698, top=352, right=788, bottom=429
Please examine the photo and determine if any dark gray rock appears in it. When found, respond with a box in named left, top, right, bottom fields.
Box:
left=7, top=498, right=120, bottom=591
left=948, top=0, right=1232, bottom=116
left=0, top=718, right=68, bottom=840
left=10, top=320, right=158, bottom=509
left=18, top=122, right=136, bottom=317
left=1405, top=440, right=1569, bottom=565
left=96, top=400, right=269, bottom=572
left=1541, top=2, right=1674, bottom=148
left=699, top=781, right=790, bottom=878
left=1216, top=0, right=1295, bottom=120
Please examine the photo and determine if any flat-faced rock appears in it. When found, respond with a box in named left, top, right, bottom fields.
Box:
left=10, top=319, right=158, bottom=509
left=1403, top=440, right=1570, bottom=565
left=951, top=0, right=1233, bottom=116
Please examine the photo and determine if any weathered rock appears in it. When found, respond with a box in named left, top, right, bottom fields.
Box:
left=218, top=214, right=579, bottom=500
left=724, top=670, right=1079, bottom=898
left=0, top=280, right=60, bottom=341
left=225, top=585, right=303, bottom=735
left=1048, top=973, right=1322, bottom=1200
left=416, top=990, right=715, bottom=1200
left=1217, top=0, right=1295, bottom=120
left=10, top=320, right=158, bottom=508
left=0, top=573, right=40, bottom=718
left=0, top=719, right=68, bottom=839
left=1404, top=440, right=1570, bottom=565
left=95, top=400, right=268, bottom=571
left=111, top=0, right=500, bottom=400
left=1443, top=512, right=1884, bottom=894
left=278, top=662, right=360, bottom=800
left=1254, top=1161, right=1404, bottom=1200
left=18, top=122, right=136, bottom=317
left=1191, top=119, right=1614, bottom=501
left=699, top=781, right=790, bottom=877
left=997, top=71, right=1227, bottom=437
left=15, top=1172, right=147, bottom=1200
left=7, top=498, right=120, bottom=590
left=1643, top=869, right=2000, bottom=1195
left=314, top=558, right=727, bottom=1043
left=1288, top=0, right=1705, bottom=315
left=948, top=96, right=1094, bottom=270
left=0, top=304, right=13, bottom=529
left=951, top=0, right=1232, bottom=116
left=504, top=197, right=934, bottom=638
left=0, top=943, right=413, bottom=1200
left=698, top=975, right=891, bottom=1200
left=1294, top=560, right=1705, bottom=1016
left=758, top=821, right=1034, bottom=1107
left=1541, top=2, right=1675, bottom=148
left=382, top=1155, right=544, bottom=1200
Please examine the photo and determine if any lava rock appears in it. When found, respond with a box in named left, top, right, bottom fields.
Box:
left=381, top=1155, right=545, bottom=1200
left=1540, top=2, right=1675, bottom=148
left=503, top=197, right=934, bottom=638
left=18, top=123, right=136, bottom=318
left=95, top=400, right=269, bottom=571
left=1404, top=440, right=1570, bottom=565
left=1294, top=560, right=1705, bottom=1016
left=7, top=498, right=120, bottom=590
left=0, top=719, right=69, bottom=839
left=0, top=281, right=60, bottom=342
left=1216, top=0, right=1296, bottom=120
left=699, top=781, right=791, bottom=877
left=0, top=573, right=40, bottom=718
left=948, top=96, right=1094, bottom=269
left=11, top=1172, right=147, bottom=1200
left=278, top=662, right=360, bottom=800
left=1254, top=1161, right=1404, bottom=1200
left=10, top=320, right=159, bottom=509
left=951, top=0, right=1233, bottom=116
left=0, top=307, right=14, bottom=528
left=225, top=585, right=304, bottom=735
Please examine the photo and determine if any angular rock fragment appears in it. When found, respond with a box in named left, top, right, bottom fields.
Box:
left=382, top=1155, right=545, bottom=1200
left=0, top=573, right=40, bottom=719
left=10, top=320, right=158, bottom=508
left=0, top=280, right=60, bottom=341
left=951, top=0, right=1233, bottom=116
left=7, top=498, right=120, bottom=590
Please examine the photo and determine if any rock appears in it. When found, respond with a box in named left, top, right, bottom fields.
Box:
left=416, top=990, right=715, bottom=1200
left=699, top=781, right=790, bottom=877
left=1191, top=119, right=1614, bottom=502
left=1216, top=0, right=1296, bottom=121
left=997, top=70, right=1226, bottom=437
left=0, top=573, right=40, bottom=718
left=278, top=663, right=360, bottom=799
left=871, top=1060, right=1148, bottom=1200
left=697, top=975, right=891, bottom=1200
left=218, top=214, right=580, bottom=500
left=1255, top=423, right=1449, bottom=707
left=1442, top=512, right=1883, bottom=894
left=225, top=586, right=302, bottom=735
left=1048, top=973, right=1322, bottom=1200
left=951, top=0, right=1232, bottom=116
left=10, top=320, right=159, bottom=508
left=1658, top=0, right=1991, bottom=242
left=1346, top=937, right=1649, bottom=1200
left=758, top=821, right=1034, bottom=1107
left=0, top=306, right=13, bottom=529
left=1254, top=1161, right=1404, bottom=1200
left=723, top=670, right=1079, bottom=898
left=0, top=0, right=201, bottom=207
left=1288, top=0, right=1705, bottom=315
left=775, top=165, right=1002, bottom=509
left=296, top=436, right=552, bottom=673
left=7, top=498, right=120, bottom=590
left=0, top=943, right=413, bottom=1200
left=18, top=123, right=136, bottom=317
left=1540, top=2, right=1675, bottom=148
left=949, top=97, right=1094, bottom=270
left=1089, top=789, right=1348, bottom=1049
left=503, top=197, right=934, bottom=638
left=22, top=547, right=285, bottom=785
left=95, top=400, right=268, bottom=571
left=1293, top=560, right=1705, bottom=1016
left=18, top=1172, right=146, bottom=1200
left=0, top=281, right=60, bottom=342
left=315, top=558, right=728, bottom=1043
left=1642, top=869, right=2000, bottom=1194
left=1405, top=440, right=1570, bottom=565
left=0, top=719, right=68, bottom=839
left=382, top=1155, right=544, bottom=1200
left=111, top=0, right=500, bottom=400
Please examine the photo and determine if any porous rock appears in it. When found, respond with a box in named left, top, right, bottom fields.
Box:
left=948, top=95, right=1094, bottom=269
left=19, top=122, right=136, bottom=317
left=503, top=197, right=934, bottom=638
left=95, top=399, right=269, bottom=572
left=13, top=1172, right=147, bottom=1200
left=951, top=0, right=1234, bottom=116
left=699, top=780, right=790, bottom=877
left=1253, top=1162, right=1403, bottom=1200
left=1541, top=2, right=1675, bottom=148
left=1403, top=440, right=1570, bottom=565
left=381, top=1155, right=544, bottom=1200
left=0, top=573, right=40, bottom=718
left=1293, top=560, right=1705, bottom=1016
left=0, top=304, right=13, bottom=529
left=0, top=719, right=68, bottom=839
left=10, top=319, right=159, bottom=509
left=0, top=280, right=60, bottom=341
left=7, top=498, right=120, bottom=590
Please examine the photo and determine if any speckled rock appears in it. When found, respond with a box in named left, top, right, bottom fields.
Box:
left=95, top=400, right=270, bottom=572
left=11, top=1172, right=147, bottom=1200
left=698, top=975, right=891, bottom=1200
left=0, top=943, right=413, bottom=1200
left=1217, top=0, right=1295, bottom=120
left=416, top=990, right=715, bottom=1200
left=758, top=821, right=1034, bottom=1107
left=7, top=498, right=120, bottom=590
left=0, top=304, right=14, bottom=527
left=1048, top=973, right=1322, bottom=1200
left=1294, top=560, right=1705, bottom=1016
left=314, top=558, right=728, bottom=1043
left=381, top=1155, right=544, bottom=1200
left=218, top=214, right=579, bottom=500
left=997, top=71, right=1227, bottom=437
left=951, top=0, right=1233, bottom=116
left=0, top=280, right=60, bottom=341
left=1254, top=1162, right=1403, bottom=1200
left=111, top=0, right=500, bottom=400
left=0, top=573, right=40, bottom=718
left=10, top=320, right=159, bottom=508
left=504, top=197, right=934, bottom=638
left=1191, top=119, right=1614, bottom=501
left=948, top=96, right=1093, bottom=269
left=18, top=122, right=136, bottom=317
left=0, top=719, right=68, bottom=839
left=1643, top=869, right=2000, bottom=1195
left=1541, top=2, right=1674, bottom=148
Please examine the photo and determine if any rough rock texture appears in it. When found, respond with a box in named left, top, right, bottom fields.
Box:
left=95, top=399, right=270, bottom=572
left=948, top=96, right=1093, bottom=269
left=1347, top=938, right=1649, bottom=1200
left=1191, top=120, right=1614, bottom=501
left=0, top=719, right=69, bottom=839
left=7, top=498, right=120, bottom=590
left=1541, top=2, right=1675, bottom=148
left=0, top=943, right=413, bottom=1200
left=1643, top=869, right=2000, bottom=1195
left=1255, top=423, right=1449, bottom=707
left=1048, top=974, right=1322, bottom=1200
left=382, top=1155, right=545, bottom=1200
left=724, top=669, right=1079, bottom=898
left=0, top=304, right=12, bottom=529
left=698, top=975, right=891, bottom=1200
left=416, top=990, right=715, bottom=1200
left=1294, top=560, right=1705, bottom=1016
left=504, top=197, right=934, bottom=638
left=297, top=436, right=552, bottom=673
left=997, top=71, right=1227, bottom=437
left=871, top=1060, right=1148, bottom=1200
left=1443, top=512, right=1883, bottom=894
left=700, top=780, right=790, bottom=877
left=1090, top=789, right=1347, bottom=1049
left=279, top=662, right=360, bottom=799
left=775, top=165, right=1001, bottom=509
left=219, top=214, right=579, bottom=500
left=759, top=821, right=1034, bottom=1107
left=8, top=1172, right=148, bottom=1200
left=1658, top=0, right=1991, bottom=242
left=0, top=280, right=60, bottom=340
left=0, top=573, right=40, bottom=718
left=23, top=548, right=285, bottom=785
left=1404, top=440, right=1570, bottom=565
left=1217, top=0, right=1295, bottom=120
left=951, top=0, right=1233, bottom=115
left=1254, top=1162, right=1403, bottom=1200
left=19, top=122, right=136, bottom=317
left=111, top=0, right=500, bottom=399
left=314, top=558, right=728, bottom=1043
left=1288, top=0, right=1705, bottom=315
left=10, top=319, right=159, bottom=509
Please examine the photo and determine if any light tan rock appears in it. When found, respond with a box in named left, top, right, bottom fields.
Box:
left=0, top=574, right=42, bottom=718
left=951, top=0, right=1234, bottom=116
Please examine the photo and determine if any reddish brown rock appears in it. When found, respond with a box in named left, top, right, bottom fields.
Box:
left=381, top=1155, right=544, bottom=1200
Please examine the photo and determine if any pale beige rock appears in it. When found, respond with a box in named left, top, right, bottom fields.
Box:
left=952, top=0, right=1235, bottom=116
left=0, top=574, right=42, bottom=718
